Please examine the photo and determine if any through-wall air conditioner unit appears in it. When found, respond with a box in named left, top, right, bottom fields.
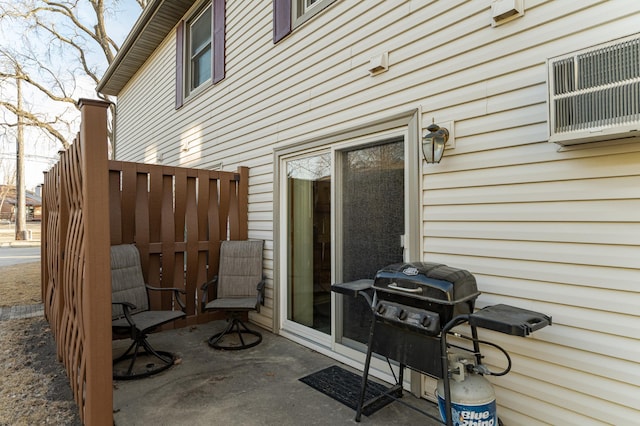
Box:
left=548, top=33, right=640, bottom=146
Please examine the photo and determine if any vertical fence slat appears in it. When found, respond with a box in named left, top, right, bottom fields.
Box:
left=63, top=164, right=82, bottom=398
left=57, top=149, right=73, bottom=362
left=53, top=160, right=64, bottom=356
left=173, top=168, right=188, bottom=325
left=121, top=162, right=138, bottom=243
left=218, top=175, right=230, bottom=241
left=147, top=169, right=163, bottom=307
left=185, top=174, right=199, bottom=320
left=160, top=171, right=176, bottom=311
left=174, top=168, right=187, bottom=242
left=228, top=176, right=240, bottom=240
left=134, top=170, right=150, bottom=279
left=109, top=169, right=122, bottom=245
left=196, top=169, right=210, bottom=307
left=206, top=174, right=221, bottom=305
left=41, top=172, right=49, bottom=310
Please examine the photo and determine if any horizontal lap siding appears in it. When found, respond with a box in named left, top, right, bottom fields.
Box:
left=113, top=0, right=640, bottom=423
left=419, top=1, right=640, bottom=423
left=423, top=145, right=640, bottom=423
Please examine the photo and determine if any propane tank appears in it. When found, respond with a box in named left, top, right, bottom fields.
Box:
left=436, top=359, right=497, bottom=426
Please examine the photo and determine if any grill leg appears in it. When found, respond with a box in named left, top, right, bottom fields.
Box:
left=355, top=319, right=377, bottom=422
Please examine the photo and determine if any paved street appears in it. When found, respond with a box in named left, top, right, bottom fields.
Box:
left=0, top=247, right=40, bottom=268
left=0, top=246, right=40, bottom=267
left=0, top=225, right=43, bottom=320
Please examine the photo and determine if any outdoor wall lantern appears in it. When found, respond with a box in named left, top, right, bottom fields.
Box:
left=422, top=122, right=450, bottom=164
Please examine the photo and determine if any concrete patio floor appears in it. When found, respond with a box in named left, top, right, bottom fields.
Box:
left=113, top=320, right=443, bottom=425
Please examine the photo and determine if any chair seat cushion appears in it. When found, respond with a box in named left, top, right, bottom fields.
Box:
left=113, top=310, right=186, bottom=334
left=205, top=297, right=257, bottom=311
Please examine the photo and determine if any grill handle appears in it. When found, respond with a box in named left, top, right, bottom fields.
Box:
left=388, top=282, right=423, bottom=294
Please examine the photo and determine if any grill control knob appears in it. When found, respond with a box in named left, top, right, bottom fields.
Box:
left=398, top=309, right=408, bottom=321
left=376, top=304, right=387, bottom=315
left=421, top=316, right=432, bottom=328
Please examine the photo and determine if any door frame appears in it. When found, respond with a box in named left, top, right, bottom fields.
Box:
left=272, top=110, right=421, bottom=369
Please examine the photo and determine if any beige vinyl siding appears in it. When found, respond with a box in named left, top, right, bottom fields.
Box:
left=423, top=141, right=640, bottom=424
left=113, top=0, right=640, bottom=423
left=416, top=0, right=640, bottom=423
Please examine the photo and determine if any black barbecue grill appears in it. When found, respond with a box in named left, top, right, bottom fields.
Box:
left=332, top=261, right=551, bottom=425
left=373, top=262, right=480, bottom=333
left=366, top=262, right=481, bottom=380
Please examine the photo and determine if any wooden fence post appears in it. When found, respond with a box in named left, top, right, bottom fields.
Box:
left=78, top=98, right=113, bottom=425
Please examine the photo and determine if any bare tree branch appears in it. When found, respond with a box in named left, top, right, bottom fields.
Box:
left=32, top=21, right=102, bottom=84
left=0, top=59, right=78, bottom=105
left=0, top=100, right=72, bottom=149
left=0, top=0, right=143, bottom=153
left=0, top=0, right=142, bottom=233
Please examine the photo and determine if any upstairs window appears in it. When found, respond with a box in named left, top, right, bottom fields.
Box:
left=176, top=0, right=226, bottom=109
left=188, top=5, right=212, bottom=91
left=293, top=0, right=336, bottom=29
left=296, top=0, right=322, bottom=18
left=273, top=0, right=337, bottom=43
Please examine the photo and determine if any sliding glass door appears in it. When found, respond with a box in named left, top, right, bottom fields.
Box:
left=281, top=137, right=406, bottom=350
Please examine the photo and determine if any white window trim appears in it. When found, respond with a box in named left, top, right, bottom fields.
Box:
left=185, top=2, right=212, bottom=98
left=292, top=0, right=337, bottom=29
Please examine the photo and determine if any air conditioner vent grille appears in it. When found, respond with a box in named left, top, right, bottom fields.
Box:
left=577, top=38, right=640, bottom=90
left=552, top=58, right=575, bottom=95
left=554, top=82, right=640, bottom=133
left=548, top=33, right=640, bottom=145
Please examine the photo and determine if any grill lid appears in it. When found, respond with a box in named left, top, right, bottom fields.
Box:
left=373, top=262, right=479, bottom=305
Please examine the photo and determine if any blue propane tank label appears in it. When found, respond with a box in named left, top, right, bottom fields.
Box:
left=437, top=395, right=497, bottom=426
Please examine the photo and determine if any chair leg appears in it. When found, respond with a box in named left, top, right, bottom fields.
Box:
left=113, top=334, right=177, bottom=380
left=114, top=339, right=138, bottom=364
left=208, top=317, right=262, bottom=350
left=140, top=337, right=174, bottom=364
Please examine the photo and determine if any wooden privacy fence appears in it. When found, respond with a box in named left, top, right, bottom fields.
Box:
left=107, top=161, right=248, bottom=322
left=41, top=100, right=113, bottom=425
left=41, top=99, right=249, bottom=425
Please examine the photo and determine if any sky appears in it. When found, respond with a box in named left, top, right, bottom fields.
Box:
left=0, top=0, right=143, bottom=191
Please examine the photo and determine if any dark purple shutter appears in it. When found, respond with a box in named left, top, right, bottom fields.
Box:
left=273, top=0, right=291, bottom=43
left=213, top=0, right=226, bottom=84
left=175, top=20, right=184, bottom=109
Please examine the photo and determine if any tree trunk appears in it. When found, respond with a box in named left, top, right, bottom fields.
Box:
left=15, top=76, right=27, bottom=240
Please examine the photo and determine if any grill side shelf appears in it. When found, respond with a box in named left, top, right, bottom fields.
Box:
left=468, top=304, right=552, bottom=337
left=331, top=280, right=374, bottom=307
left=331, top=279, right=374, bottom=298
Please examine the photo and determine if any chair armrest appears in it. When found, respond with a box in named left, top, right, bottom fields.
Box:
left=145, top=285, right=187, bottom=312
left=200, top=276, right=219, bottom=312
left=112, top=301, right=137, bottom=326
left=256, top=279, right=266, bottom=309
left=146, top=285, right=186, bottom=294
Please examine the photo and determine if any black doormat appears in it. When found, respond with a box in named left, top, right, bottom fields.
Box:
left=299, top=365, right=396, bottom=417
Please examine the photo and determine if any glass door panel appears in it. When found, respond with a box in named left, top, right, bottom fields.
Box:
left=339, top=139, right=405, bottom=345
left=286, top=153, right=332, bottom=334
